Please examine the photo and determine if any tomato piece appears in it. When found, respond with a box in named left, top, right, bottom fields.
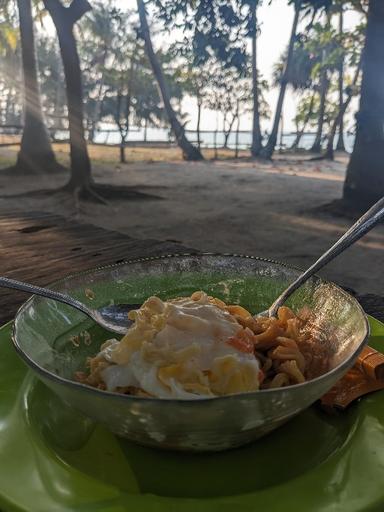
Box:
left=227, top=330, right=255, bottom=354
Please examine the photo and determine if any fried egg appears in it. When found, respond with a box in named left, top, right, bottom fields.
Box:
left=99, top=292, right=261, bottom=399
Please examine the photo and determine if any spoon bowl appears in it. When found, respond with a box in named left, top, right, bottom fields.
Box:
left=95, top=303, right=138, bottom=333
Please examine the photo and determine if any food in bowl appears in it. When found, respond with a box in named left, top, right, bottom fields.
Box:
left=13, top=255, right=370, bottom=451
left=75, top=291, right=330, bottom=398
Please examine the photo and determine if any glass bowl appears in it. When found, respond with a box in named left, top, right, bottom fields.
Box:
left=12, top=254, right=369, bottom=452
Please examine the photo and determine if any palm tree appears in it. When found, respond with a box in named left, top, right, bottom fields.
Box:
left=80, top=1, right=119, bottom=142
left=324, top=62, right=361, bottom=160
left=310, top=9, right=332, bottom=153
left=335, top=4, right=346, bottom=151
left=343, top=0, right=384, bottom=207
left=181, top=66, right=210, bottom=150
left=273, top=36, right=318, bottom=149
left=43, top=0, right=93, bottom=194
left=136, top=0, right=203, bottom=161
left=291, top=92, right=317, bottom=149
left=38, top=0, right=168, bottom=202
left=15, top=0, right=58, bottom=173
left=260, top=0, right=302, bottom=159
left=250, top=0, right=262, bottom=156
left=309, top=61, right=329, bottom=153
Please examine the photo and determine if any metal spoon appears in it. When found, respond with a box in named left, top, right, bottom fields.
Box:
left=1, top=276, right=138, bottom=335
left=2, top=197, right=384, bottom=335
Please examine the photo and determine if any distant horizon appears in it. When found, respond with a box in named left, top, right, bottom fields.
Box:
left=81, top=122, right=356, bottom=152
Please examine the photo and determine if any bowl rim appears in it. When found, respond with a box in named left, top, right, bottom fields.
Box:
left=12, top=252, right=370, bottom=405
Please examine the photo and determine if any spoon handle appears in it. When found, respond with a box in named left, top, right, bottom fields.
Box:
left=0, top=276, right=93, bottom=318
left=268, top=196, right=384, bottom=317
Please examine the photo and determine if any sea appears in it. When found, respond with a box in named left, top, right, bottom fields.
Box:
left=53, top=124, right=355, bottom=153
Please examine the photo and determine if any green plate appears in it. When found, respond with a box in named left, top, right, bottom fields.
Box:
left=1, top=317, right=384, bottom=512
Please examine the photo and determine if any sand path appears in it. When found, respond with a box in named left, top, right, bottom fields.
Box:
left=0, top=153, right=382, bottom=295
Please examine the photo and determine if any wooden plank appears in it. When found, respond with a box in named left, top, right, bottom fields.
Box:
left=0, top=211, right=190, bottom=324
left=0, top=211, right=57, bottom=223
left=1, top=232, right=133, bottom=250
left=2, top=240, right=177, bottom=276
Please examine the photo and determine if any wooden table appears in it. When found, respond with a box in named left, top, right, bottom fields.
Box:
left=0, top=211, right=190, bottom=324
left=1, top=210, right=383, bottom=324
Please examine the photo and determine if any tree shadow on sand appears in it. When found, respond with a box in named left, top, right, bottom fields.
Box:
left=0, top=182, right=164, bottom=207
left=308, top=198, right=374, bottom=221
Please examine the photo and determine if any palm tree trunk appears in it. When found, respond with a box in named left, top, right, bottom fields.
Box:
left=120, top=135, right=126, bottom=163
left=324, top=63, right=361, bottom=160
left=16, top=0, right=57, bottom=173
left=336, top=6, right=346, bottom=151
left=250, top=1, right=262, bottom=157
left=279, top=113, right=284, bottom=152
left=53, top=63, right=63, bottom=126
left=137, top=0, right=203, bottom=161
left=344, top=0, right=384, bottom=207
left=115, top=92, right=124, bottom=163
left=196, top=96, right=202, bottom=149
left=144, top=117, right=148, bottom=142
left=117, top=56, right=135, bottom=164
left=88, top=78, right=104, bottom=143
left=311, top=10, right=331, bottom=153
left=291, top=92, right=315, bottom=149
left=224, top=114, right=237, bottom=149
left=260, top=0, right=301, bottom=159
left=43, top=0, right=92, bottom=191
left=6, top=88, right=14, bottom=124
left=235, top=111, right=240, bottom=159
left=5, top=89, right=12, bottom=124
left=88, top=46, right=108, bottom=142
left=310, top=68, right=328, bottom=153
left=11, top=87, right=19, bottom=124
